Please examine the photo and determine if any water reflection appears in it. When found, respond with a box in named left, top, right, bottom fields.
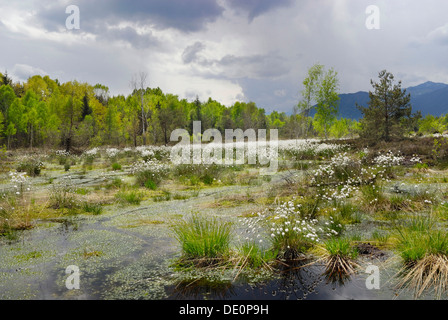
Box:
left=168, top=278, right=235, bottom=300
left=165, top=258, right=378, bottom=300
left=323, top=267, right=352, bottom=286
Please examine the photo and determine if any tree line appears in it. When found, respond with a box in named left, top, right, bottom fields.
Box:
left=0, top=67, right=439, bottom=152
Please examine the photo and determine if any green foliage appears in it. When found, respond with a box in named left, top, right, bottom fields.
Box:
left=171, top=214, right=233, bottom=261
left=358, top=70, right=417, bottom=141
left=395, top=216, right=448, bottom=263
left=115, top=189, right=145, bottom=205
left=144, top=178, right=158, bottom=190
left=313, top=67, right=340, bottom=139
left=17, top=159, right=43, bottom=177
left=419, top=115, right=447, bottom=135
left=432, top=137, right=448, bottom=161
left=48, top=184, right=78, bottom=210
left=298, top=64, right=341, bottom=139
left=0, top=111, right=4, bottom=136
left=111, top=162, right=122, bottom=171
left=238, top=242, right=277, bottom=268
left=81, top=201, right=103, bottom=215
left=323, top=237, right=358, bottom=260
left=329, top=118, right=353, bottom=139
left=0, top=69, right=374, bottom=149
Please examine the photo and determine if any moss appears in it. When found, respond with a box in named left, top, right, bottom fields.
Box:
left=121, top=219, right=165, bottom=228
left=14, top=250, right=43, bottom=262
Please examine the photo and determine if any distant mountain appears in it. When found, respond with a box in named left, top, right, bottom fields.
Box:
left=406, top=81, right=448, bottom=98
left=336, top=91, right=369, bottom=119
left=408, top=82, right=448, bottom=116
left=309, top=81, right=448, bottom=120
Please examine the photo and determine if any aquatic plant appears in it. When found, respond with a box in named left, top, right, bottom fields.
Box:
left=171, top=213, right=233, bottom=264
left=318, top=237, right=359, bottom=283
left=240, top=199, right=339, bottom=260
left=395, top=216, right=448, bottom=299
left=237, top=242, right=277, bottom=269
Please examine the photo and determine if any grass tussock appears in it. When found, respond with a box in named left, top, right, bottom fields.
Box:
left=397, top=254, right=448, bottom=299
left=237, top=242, right=277, bottom=269
left=171, top=214, right=233, bottom=266
left=395, top=216, right=448, bottom=299
left=114, top=189, right=145, bottom=205
left=318, top=238, right=360, bottom=282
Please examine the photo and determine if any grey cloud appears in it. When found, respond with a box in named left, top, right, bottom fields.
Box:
left=218, top=54, right=289, bottom=79
left=427, top=23, right=448, bottom=46
left=182, top=41, right=206, bottom=63
left=94, top=25, right=160, bottom=49
left=183, top=45, right=290, bottom=79
left=236, top=77, right=298, bottom=113
left=35, top=0, right=224, bottom=34
left=225, top=0, right=293, bottom=21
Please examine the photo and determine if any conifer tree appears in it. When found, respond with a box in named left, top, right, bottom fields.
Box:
left=357, top=70, right=415, bottom=141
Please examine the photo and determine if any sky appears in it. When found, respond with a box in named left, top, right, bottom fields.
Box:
left=1, top=0, right=448, bottom=114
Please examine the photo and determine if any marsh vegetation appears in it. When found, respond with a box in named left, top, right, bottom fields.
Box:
left=2, top=135, right=448, bottom=300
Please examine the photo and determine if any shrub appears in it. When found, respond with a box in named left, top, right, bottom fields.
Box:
left=17, top=159, right=43, bottom=177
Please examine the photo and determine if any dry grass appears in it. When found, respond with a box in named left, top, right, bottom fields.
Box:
left=397, top=254, right=448, bottom=299
left=323, top=254, right=359, bottom=276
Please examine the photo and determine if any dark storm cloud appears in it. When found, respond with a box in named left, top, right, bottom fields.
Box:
left=35, top=0, right=224, bottom=36
left=225, top=0, right=294, bottom=21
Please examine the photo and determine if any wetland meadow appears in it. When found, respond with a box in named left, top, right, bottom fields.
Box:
left=2, top=137, right=448, bottom=300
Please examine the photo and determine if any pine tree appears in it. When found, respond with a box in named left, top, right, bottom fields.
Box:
left=357, top=70, right=415, bottom=141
